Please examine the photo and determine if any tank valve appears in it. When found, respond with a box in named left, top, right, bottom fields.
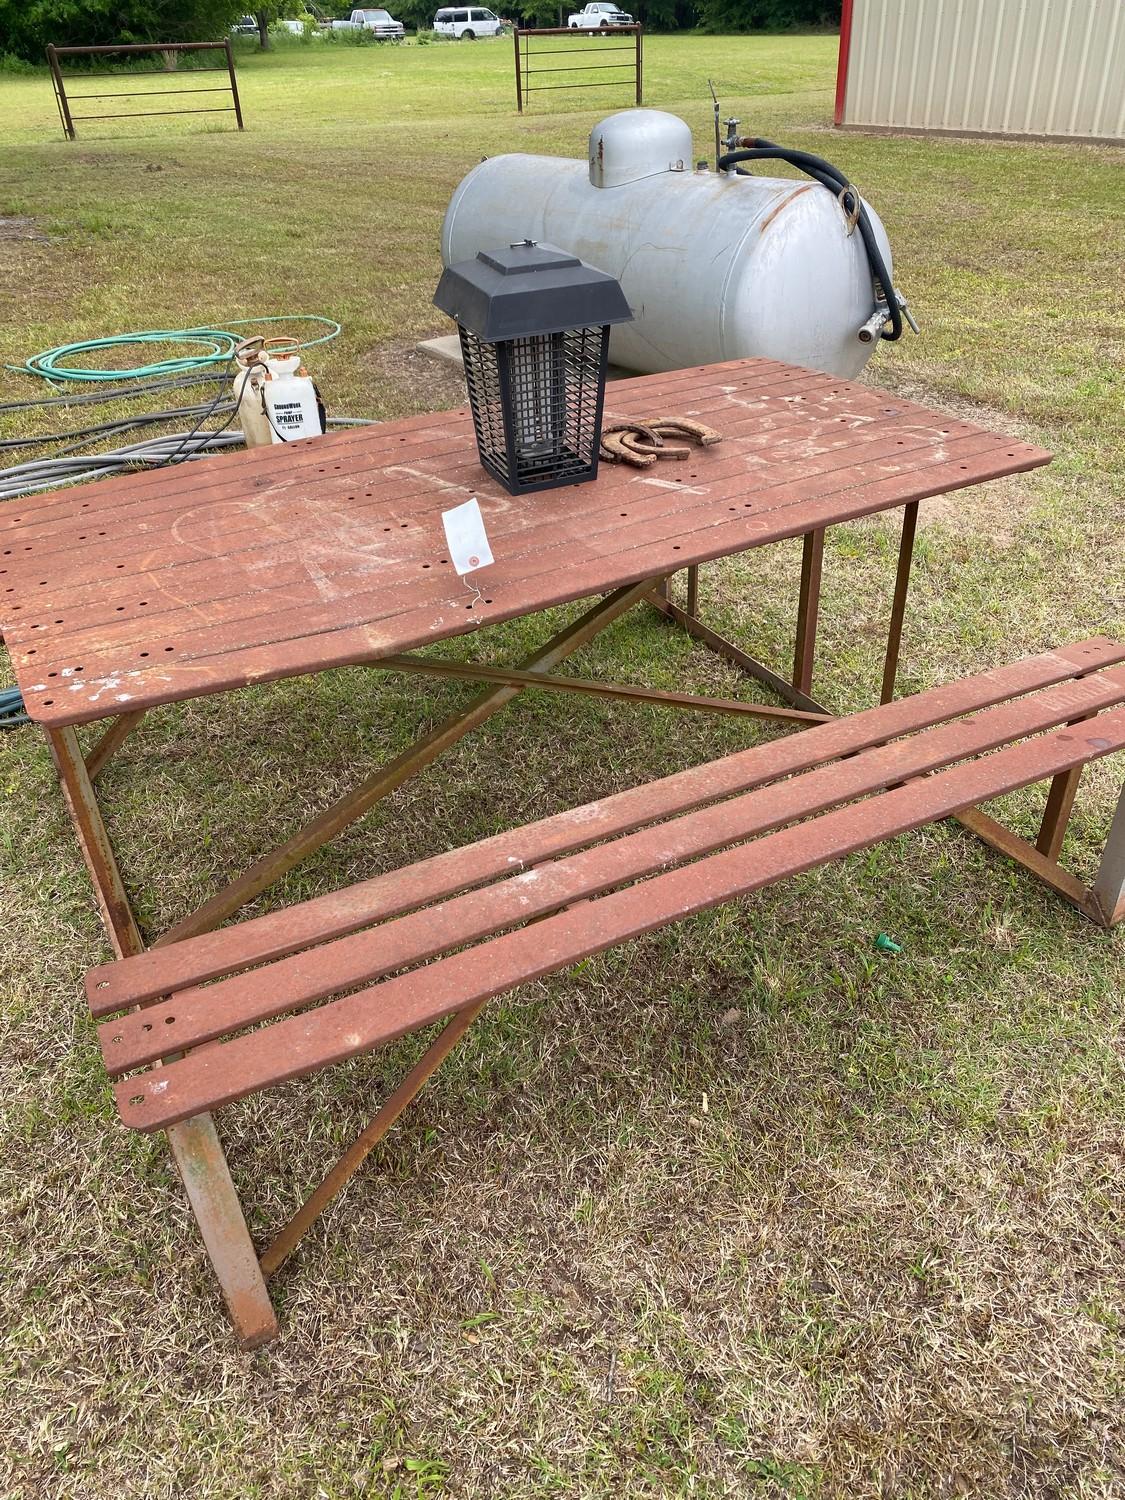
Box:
left=857, top=290, right=920, bottom=343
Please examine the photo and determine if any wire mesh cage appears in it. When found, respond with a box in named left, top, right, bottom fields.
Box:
left=435, top=241, right=632, bottom=497
left=458, top=324, right=610, bottom=494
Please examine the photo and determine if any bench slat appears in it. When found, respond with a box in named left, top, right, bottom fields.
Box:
left=113, top=708, right=1125, bottom=1131
left=87, top=637, right=1125, bottom=1014
left=99, top=664, right=1125, bottom=1073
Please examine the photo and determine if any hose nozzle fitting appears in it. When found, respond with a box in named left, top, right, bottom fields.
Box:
left=857, top=289, right=920, bottom=343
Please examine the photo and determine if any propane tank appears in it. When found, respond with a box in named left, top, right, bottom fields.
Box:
left=441, top=110, right=896, bottom=379
left=261, top=353, right=324, bottom=444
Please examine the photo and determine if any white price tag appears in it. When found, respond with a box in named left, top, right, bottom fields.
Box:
left=441, top=497, right=494, bottom=577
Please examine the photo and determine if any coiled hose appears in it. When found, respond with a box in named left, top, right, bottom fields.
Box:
left=717, top=139, right=903, bottom=342
left=0, top=686, right=29, bottom=728
left=7, top=315, right=341, bottom=384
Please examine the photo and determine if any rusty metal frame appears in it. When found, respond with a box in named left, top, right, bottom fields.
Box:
left=43, top=525, right=1124, bottom=1341
left=514, top=24, right=642, bottom=114
left=45, top=724, right=277, bottom=1346
left=46, top=40, right=244, bottom=142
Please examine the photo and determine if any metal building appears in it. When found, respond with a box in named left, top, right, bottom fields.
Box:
left=835, top=0, right=1125, bottom=144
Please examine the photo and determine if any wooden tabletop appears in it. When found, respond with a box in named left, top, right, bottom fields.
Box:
left=0, top=358, right=1050, bottom=729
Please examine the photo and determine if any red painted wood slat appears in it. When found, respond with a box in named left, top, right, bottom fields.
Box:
left=1, top=360, right=1050, bottom=727
left=97, top=662, right=1125, bottom=1073
left=112, top=708, right=1125, bottom=1132
left=85, top=634, right=1122, bottom=1015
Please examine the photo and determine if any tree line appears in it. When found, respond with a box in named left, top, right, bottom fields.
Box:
left=0, top=0, right=839, bottom=62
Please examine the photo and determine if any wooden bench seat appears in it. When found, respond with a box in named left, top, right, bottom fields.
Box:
left=83, top=638, right=1125, bottom=1340
left=92, top=637, right=1125, bottom=1121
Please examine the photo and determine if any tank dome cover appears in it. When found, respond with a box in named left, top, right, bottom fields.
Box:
left=434, top=240, right=632, bottom=341
left=588, top=109, right=694, bottom=188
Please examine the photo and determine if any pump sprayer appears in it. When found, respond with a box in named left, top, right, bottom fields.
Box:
left=233, top=335, right=326, bottom=448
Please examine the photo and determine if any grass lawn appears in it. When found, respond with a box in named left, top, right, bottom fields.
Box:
left=1, top=31, right=1123, bottom=1500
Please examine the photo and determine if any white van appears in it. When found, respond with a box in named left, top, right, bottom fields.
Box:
left=433, top=6, right=502, bottom=38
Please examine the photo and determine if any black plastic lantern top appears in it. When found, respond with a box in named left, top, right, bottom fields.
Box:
left=434, top=240, right=633, bottom=342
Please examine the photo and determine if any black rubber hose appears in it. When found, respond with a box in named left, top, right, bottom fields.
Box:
left=717, top=140, right=903, bottom=341
left=0, top=400, right=236, bottom=453
left=0, top=372, right=228, bottom=413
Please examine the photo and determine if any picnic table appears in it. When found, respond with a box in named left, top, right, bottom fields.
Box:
left=12, top=355, right=1121, bottom=1347
left=1, top=358, right=1052, bottom=942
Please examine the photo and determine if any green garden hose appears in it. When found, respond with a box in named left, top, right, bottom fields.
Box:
left=8, top=315, right=341, bottom=385
left=0, top=686, right=29, bottom=728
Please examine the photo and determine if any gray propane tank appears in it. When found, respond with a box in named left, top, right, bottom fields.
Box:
left=441, top=109, right=894, bottom=379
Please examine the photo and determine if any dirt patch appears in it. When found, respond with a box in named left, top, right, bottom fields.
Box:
left=0, top=217, right=48, bottom=243
left=361, top=333, right=468, bottom=415
left=916, top=469, right=1038, bottom=547
left=68, top=152, right=124, bottom=167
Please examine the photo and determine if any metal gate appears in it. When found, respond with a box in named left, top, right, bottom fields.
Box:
left=513, top=25, right=642, bottom=114
left=46, top=40, right=245, bottom=141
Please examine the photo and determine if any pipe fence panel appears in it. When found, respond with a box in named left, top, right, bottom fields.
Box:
left=46, top=41, right=244, bottom=141
left=514, top=25, right=642, bottom=114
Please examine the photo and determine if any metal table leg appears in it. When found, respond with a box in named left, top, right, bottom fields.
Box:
left=793, top=528, right=825, bottom=698
left=881, top=501, right=919, bottom=704
left=1090, top=782, right=1125, bottom=927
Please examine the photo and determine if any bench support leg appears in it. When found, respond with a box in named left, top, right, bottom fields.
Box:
left=45, top=727, right=278, bottom=1346
left=648, top=589, right=825, bottom=717
left=260, top=999, right=488, bottom=1280
left=167, top=1116, right=279, bottom=1349
left=1035, top=765, right=1083, bottom=862
left=1090, top=781, right=1125, bottom=928
left=85, top=709, right=147, bottom=782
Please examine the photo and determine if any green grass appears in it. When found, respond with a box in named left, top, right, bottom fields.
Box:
left=1, top=32, right=1124, bottom=1500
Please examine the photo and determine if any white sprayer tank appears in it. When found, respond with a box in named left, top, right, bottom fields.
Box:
left=441, top=109, right=892, bottom=379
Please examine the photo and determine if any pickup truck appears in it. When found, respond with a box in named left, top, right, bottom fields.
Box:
left=568, top=1, right=633, bottom=26
left=332, top=7, right=405, bottom=38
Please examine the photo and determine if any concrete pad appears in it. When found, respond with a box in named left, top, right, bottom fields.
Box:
left=417, top=334, right=464, bottom=367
